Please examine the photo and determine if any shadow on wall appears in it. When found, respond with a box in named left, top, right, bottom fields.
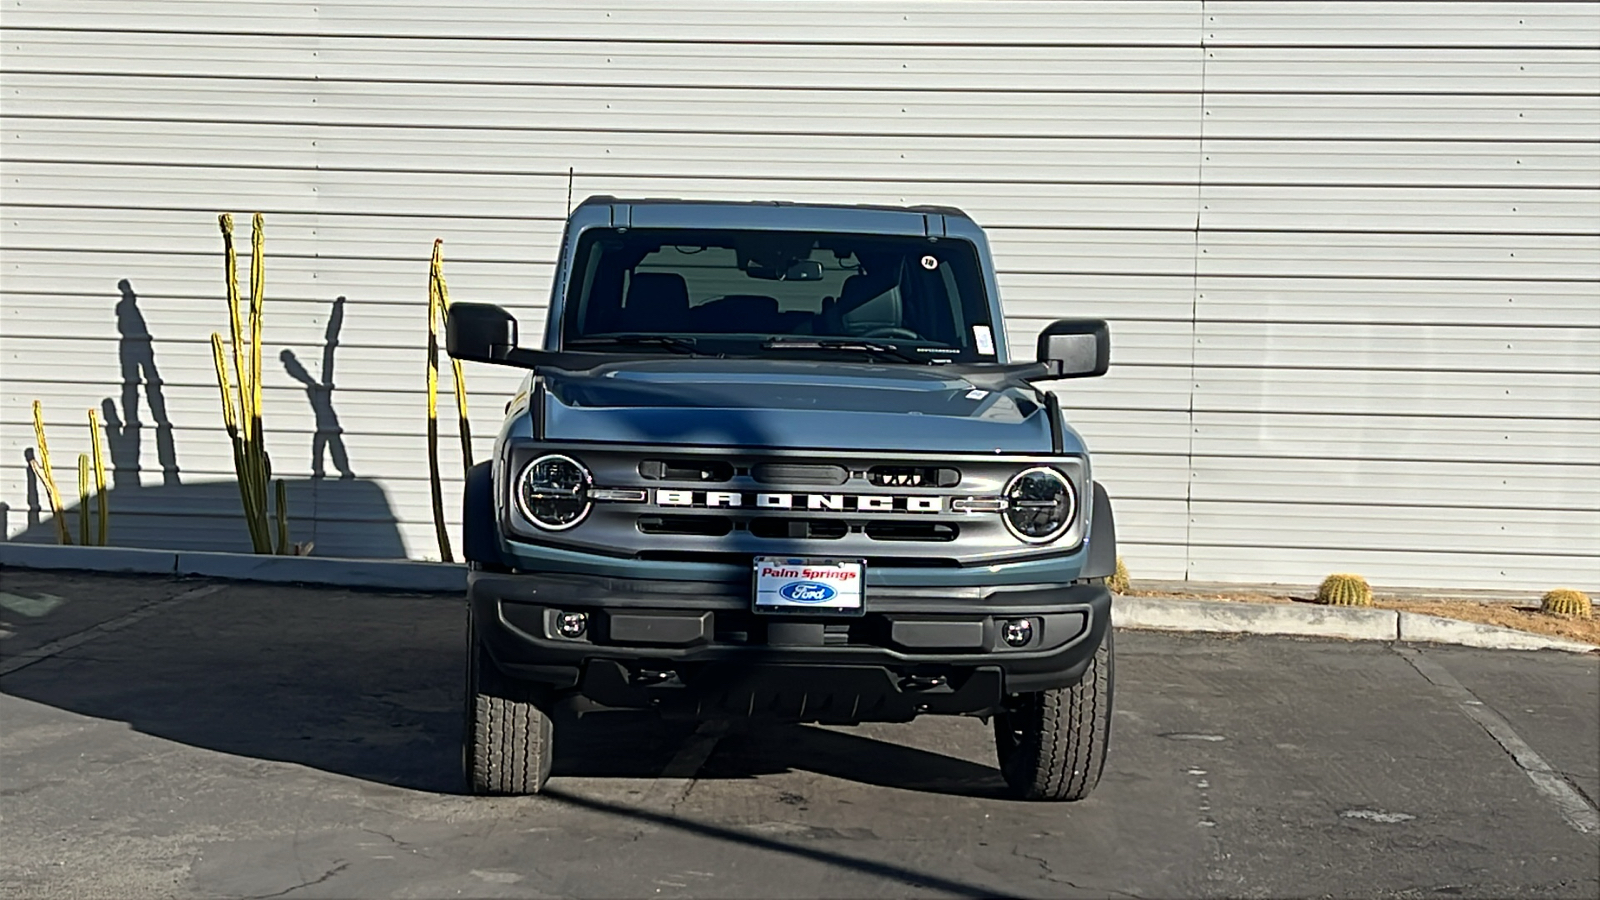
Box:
left=6, top=478, right=407, bottom=559
left=114, top=279, right=180, bottom=488
left=281, top=295, right=354, bottom=480
left=7, top=285, right=403, bottom=558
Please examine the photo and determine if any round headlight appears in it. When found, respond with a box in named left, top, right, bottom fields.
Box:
left=517, top=454, right=592, bottom=531
left=1002, top=467, right=1076, bottom=544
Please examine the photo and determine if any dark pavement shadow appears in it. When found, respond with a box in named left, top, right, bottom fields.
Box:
left=539, top=786, right=1002, bottom=898
left=700, top=722, right=1010, bottom=799
left=0, top=583, right=1007, bottom=800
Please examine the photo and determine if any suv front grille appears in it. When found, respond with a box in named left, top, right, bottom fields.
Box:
left=865, top=521, right=959, bottom=542
left=868, top=465, right=961, bottom=488
left=637, top=515, right=732, bottom=537
left=750, top=463, right=849, bottom=485
left=504, top=444, right=1086, bottom=566
left=747, top=517, right=849, bottom=540
left=638, top=459, right=734, bottom=482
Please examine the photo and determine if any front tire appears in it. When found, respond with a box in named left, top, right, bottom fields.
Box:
left=464, top=611, right=554, bottom=795
left=994, top=629, right=1114, bottom=801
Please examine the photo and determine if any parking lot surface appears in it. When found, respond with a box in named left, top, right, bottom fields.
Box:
left=1, top=569, right=1595, bottom=899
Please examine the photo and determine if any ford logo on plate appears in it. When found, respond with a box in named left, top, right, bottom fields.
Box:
left=778, top=581, right=837, bottom=603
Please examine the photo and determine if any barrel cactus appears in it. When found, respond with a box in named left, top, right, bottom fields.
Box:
left=1315, top=573, right=1373, bottom=607
left=1108, top=557, right=1130, bottom=594
left=1540, top=588, right=1592, bottom=619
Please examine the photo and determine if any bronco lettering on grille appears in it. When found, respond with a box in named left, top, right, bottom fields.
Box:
left=654, top=491, right=945, bottom=513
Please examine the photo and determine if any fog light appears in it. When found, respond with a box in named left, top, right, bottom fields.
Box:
left=1001, top=618, right=1034, bottom=647
left=556, top=611, right=588, bottom=639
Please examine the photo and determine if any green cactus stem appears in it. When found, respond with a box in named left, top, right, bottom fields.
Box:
left=77, top=453, right=92, bottom=546
left=274, top=478, right=290, bottom=556
left=1315, top=573, right=1373, bottom=607
left=1540, top=588, right=1592, bottom=620
left=88, top=407, right=108, bottom=546
left=215, top=212, right=286, bottom=554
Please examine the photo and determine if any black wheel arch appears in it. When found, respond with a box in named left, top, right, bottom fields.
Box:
left=1078, top=482, right=1117, bottom=581
left=462, top=460, right=505, bottom=569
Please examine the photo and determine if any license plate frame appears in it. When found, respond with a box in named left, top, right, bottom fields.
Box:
left=752, top=556, right=866, bottom=617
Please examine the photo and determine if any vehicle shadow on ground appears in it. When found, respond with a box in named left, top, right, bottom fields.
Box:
left=0, top=585, right=1007, bottom=800
left=691, top=722, right=1009, bottom=799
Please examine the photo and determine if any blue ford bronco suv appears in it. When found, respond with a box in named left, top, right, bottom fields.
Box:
left=449, top=197, right=1118, bottom=801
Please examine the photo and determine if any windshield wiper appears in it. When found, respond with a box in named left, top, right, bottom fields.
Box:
left=760, top=337, right=938, bottom=365
left=567, top=334, right=702, bottom=356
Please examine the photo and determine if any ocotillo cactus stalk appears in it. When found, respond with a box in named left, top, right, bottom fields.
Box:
left=220, top=215, right=250, bottom=445
left=88, top=408, right=108, bottom=545
left=31, top=400, right=70, bottom=545
left=433, top=242, right=474, bottom=475
left=275, top=479, right=289, bottom=555
left=214, top=212, right=288, bottom=553
left=248, top=214, right=269, bottom=534
left=426, top=240, right=455, bottom=562
left=211, top=332, right=262, bottom=550
left=1315, top=573, right=1374, bottom=607
left=77, top=454, right=92, bottom=546
left=218, top=214, right=263, bottom=549
left=1540, top=588, right=1592, bottom=619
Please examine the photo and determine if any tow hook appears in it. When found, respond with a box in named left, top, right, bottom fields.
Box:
left=899, top=674, right=947, bottom=692
left=631, top=666, right=676, bottom=686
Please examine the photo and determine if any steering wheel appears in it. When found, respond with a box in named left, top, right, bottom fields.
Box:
left=859, top=326, right=921, bottom=340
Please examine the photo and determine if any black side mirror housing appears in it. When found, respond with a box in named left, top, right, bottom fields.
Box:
left=447, top=303, right=519, bottom=363
left=1036, top=318, right=1110, bottom=379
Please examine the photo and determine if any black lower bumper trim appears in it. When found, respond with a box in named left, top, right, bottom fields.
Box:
left=470, top=569, right=1111, bottom=720
left=581, top=660, right=1006, bottom=723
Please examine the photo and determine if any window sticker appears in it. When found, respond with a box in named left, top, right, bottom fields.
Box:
left=973, top=324, right=995, bottom=355
left=920, top=254, right=938, bottom=270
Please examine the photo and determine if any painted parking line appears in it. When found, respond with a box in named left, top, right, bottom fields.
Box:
left=1397, top=646, right=1600, bottom=835
left=0, top=583, right=223, bottom=677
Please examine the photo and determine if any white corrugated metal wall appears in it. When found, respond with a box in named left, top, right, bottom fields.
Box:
left=2, top=1, right=1596, bottom=589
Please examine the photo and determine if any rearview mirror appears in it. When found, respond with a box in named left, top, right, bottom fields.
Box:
left=745, top=258, right=824, bottom=281
left=782, top=259, right=825, bottom=281
left=1036, top=319, right=1109, bottom=379
left=447, top=302, right=520, bottom=363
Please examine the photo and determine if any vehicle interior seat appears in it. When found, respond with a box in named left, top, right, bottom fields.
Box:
left=834, top=273, right=902, bottom=336
left=690, top=294, right=780, bottom=333
left=622, top=272, right=691, bottom=332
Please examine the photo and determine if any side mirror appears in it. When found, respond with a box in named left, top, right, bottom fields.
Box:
left=1036, top=318, right=1110, bottom=379
left=447, top=302, right=519, bottom=363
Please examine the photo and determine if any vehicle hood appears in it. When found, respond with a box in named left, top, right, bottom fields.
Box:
left=538, top=359, right=1075, bottom=454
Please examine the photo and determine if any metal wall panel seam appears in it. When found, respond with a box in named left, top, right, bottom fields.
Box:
left=1179, top=0, right=1210, bottom=580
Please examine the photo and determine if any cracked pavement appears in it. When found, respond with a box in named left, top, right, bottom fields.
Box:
left=1, top=569, right=1596, bottom=898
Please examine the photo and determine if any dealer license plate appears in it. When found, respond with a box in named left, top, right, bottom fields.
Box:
left=752, top=556, right=865, bottom=616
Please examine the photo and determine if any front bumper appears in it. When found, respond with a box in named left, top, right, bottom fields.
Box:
left=469, top=569, right=1111, bottom=723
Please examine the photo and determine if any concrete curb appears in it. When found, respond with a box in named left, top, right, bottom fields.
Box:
left=1395, top=611, right=1596, bottom=654
left=0, top=543, right=180, bottom=575
left=2, top=543, right=466, bottom=593
left=1114, top=596, right=1399, bottom=641
left=1114, top=595, right=1596, bottom=654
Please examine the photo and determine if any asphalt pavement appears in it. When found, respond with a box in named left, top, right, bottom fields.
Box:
left=1, top=569, right=1595, bottom=899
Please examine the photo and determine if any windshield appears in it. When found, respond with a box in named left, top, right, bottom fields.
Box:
left=562, top=228, right=996, bottom=362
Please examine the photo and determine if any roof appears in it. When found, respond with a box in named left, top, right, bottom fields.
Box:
left=575, top=195, right=973, bottom=221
